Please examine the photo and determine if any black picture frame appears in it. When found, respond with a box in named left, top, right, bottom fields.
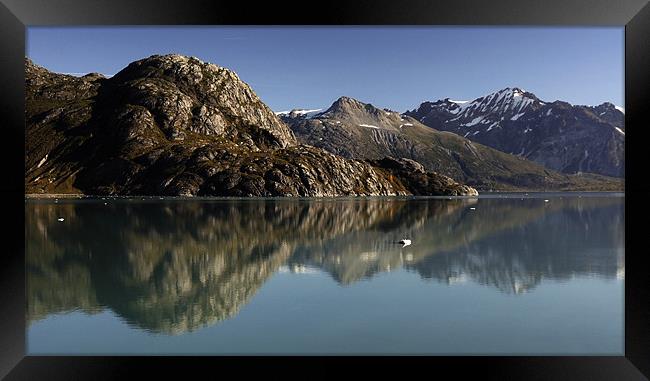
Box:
left=1, top=0, right=648, bottom=379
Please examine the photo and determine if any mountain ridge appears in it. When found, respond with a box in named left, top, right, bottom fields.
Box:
left=25, top=55, right=478, bottom=197
left=281, top=95, right=622, bottom=191
left=404, top=87, right=624, bottom=177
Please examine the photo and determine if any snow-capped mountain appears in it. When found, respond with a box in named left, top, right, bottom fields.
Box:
left=450, top=87, right=544, bottom=124
left=279, top=96, right=621, bottom=191
left=405, top=87, right=624, bottom=177
left=275, top=108, right=324, bottom=119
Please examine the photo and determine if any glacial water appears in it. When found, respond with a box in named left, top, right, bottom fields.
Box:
left=25, top=193, right=624, bottom=355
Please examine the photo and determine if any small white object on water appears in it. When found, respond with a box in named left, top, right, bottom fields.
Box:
left=544, top=199, right=549, bottom=202
left=470, top=207, right=476, bottom=210
left=57, top=218, right=64, bottom=222
left=399, top=239, right=412, bottom=247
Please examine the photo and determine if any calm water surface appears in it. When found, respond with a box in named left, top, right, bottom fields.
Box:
left=26, top=193, right=624, bottom=354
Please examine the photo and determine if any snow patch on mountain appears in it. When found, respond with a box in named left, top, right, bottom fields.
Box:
left=276, top=109, right=323, bottom=118
left=511, top=112, right=525, bottom=121
left=462, top=116, right=485, bottom=127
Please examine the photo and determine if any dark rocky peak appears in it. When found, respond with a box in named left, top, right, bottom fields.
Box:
left=540, top=100, right=575, bottom=116
left=590, top=102, right=624, bottom=128
left=409, top=98, right=462, bottom=114
left=439, top=98, right=464, bottom=108
left=548, top=100, right=572, bottom=108
left=596, top=101, right=616, bottom=109
left=592, top=101, right=624, bottom=115
left=403, top=98, right=467, bottom=126
left=546, top=101, right=623, bottom=125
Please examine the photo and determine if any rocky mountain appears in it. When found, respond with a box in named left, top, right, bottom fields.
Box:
left=280, top=96, right=622, bottom=191
left=25, top=55, right=477, bottom=197
left=404, top=87, right=625, bottom=177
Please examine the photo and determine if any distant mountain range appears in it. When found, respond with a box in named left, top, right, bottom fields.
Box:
left=281, top=87, right=624, bottom=179
left=25, top=54, right=623, bottom=196
left=404, top=87, right=624, bottom=177
left=280, top=95, right=622, bottom=191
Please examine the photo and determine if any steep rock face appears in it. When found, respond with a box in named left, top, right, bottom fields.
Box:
left=281, top=96, right=622, bottom=191
left=25, top=55, right=477, bottom=196
left=107, top=54, right=297, bottom=147
left=405, top=87, right=625, bottom=177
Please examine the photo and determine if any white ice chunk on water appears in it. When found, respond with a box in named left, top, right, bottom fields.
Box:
left=399, top=239, right=412, bottom=247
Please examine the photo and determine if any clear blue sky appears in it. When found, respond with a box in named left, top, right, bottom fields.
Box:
left=27, top=27, right=624, bottom=112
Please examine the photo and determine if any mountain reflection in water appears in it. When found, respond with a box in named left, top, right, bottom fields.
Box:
left=26, top=196, right=624, bottom=336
